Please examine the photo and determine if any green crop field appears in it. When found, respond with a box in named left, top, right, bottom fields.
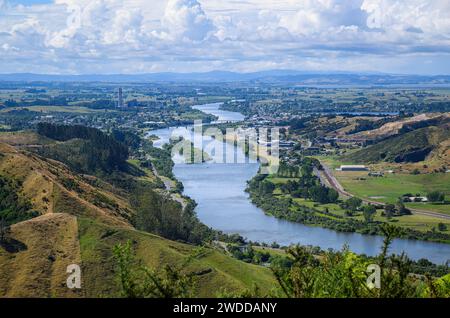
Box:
left=335, top=171, right=450, bottom=203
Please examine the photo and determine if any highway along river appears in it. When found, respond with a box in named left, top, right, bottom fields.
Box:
left=149, top=103, right=450, bottom=264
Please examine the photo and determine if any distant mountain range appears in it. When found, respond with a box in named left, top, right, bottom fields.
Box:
left=1, top=71, right=450, bottom=85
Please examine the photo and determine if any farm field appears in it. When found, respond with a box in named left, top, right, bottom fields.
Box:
left=406, top=203, right=450, bottom=216
left=316, top=156, right=450, bottom=214
left=334, top=170, right=450, bottom=204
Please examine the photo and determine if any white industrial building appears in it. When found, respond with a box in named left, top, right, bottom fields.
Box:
left=336, top=165, right=369, bottom=172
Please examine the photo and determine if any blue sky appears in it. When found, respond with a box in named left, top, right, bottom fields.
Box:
left=1, top=0, right=450, bottom=75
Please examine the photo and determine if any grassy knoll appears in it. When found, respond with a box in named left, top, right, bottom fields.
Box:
left=0, top=214, right=277, bottom=297
left=292, top=198, right=346, bottom=215
left=342, top=125, right=448, bottom=164
left=378, top=213, right=450, bottom=235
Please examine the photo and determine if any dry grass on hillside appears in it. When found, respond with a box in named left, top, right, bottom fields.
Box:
left=0, top=141, right=134, bottom=227
left=0, top=213, right=82, bottom=297
left=356, top=113, right=450, bottom=140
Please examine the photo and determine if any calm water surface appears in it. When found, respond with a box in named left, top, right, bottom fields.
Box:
left=149, top=103, right=450, bottom=264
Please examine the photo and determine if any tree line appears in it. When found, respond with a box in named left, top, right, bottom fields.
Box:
left=37, top=123, right=129, bottom=174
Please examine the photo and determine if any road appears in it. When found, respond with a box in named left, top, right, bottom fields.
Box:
left=317, top=162, right=450, bottom=221
left=151, top=166, right=187, bottom=210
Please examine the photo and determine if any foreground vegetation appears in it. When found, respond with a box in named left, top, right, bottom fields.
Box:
left=113, top=225, right=450, bottom=298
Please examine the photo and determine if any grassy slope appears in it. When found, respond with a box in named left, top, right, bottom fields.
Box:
left=1, top=215, right=276, bottom=297
left=341, top=122, right=450, bottom=174
left=0, top=214, right=82, bottom=297
left=344, top=126, right=448, bottom=164
left=78, top=218, right=276, bottom=298
left=0, top=139, right=133, bottom=228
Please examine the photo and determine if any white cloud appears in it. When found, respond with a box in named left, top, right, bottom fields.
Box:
left=157, top=0, right=214, bottom=41
left=0, top=0, right=449, bottom=74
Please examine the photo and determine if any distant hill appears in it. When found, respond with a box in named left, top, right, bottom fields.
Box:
left=1, top=71, right=450, bottom=85
left=353, top=113, right=450, bottom=141
left=342, top=122, right=450, bottom=165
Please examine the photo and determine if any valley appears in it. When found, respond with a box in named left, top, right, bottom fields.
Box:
left=1, top=81, right=449, bottom=298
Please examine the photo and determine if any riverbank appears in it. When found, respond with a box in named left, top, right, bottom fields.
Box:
left=247, top=171, right=450, bottom=245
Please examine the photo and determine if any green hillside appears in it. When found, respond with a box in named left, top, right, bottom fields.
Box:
left=78, top=218, right=276, bottom=298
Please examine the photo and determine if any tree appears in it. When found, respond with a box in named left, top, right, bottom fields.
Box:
left=0, top=218, right=10, bottom=243
left=327, top=189, right=339, bottom=204
left=37, top=123, right=129, bottom=174
left=363, top=205, right=377, bottom=223
left=300, top=164, right=313, bottom=177
left=427, top=191, right=445, bottom=203
left=396, top=200, right=411, bottom=216
left=384, top=204, right=396, bottom=219
left=344, top=197, right=363, bottom=212
left=308, top=185, right=329, bottom=204
left=260, top=181, right=275, bottom=196
left=0, top=175, right=38, bottom=226
left=438, top=223, right=448, bottom=232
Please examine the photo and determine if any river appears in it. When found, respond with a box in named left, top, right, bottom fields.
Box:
left=149, top=102, right=450, bottom=264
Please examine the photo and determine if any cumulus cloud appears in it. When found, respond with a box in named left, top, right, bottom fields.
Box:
left=157, top=0, right=214, bottom=41
left=363, top=0, right=450, bottom=33
left=48, top=1, right=146, bottom=48
left=278, top=0, right=367, bottom=36
left=0, top=0, right=449, bottom=74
